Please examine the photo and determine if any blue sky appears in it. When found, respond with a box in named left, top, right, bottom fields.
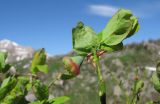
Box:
left=0, top=0, right=160, bottom=55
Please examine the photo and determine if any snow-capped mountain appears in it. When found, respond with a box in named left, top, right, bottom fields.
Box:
left=0, top=39, right=34, bottom=62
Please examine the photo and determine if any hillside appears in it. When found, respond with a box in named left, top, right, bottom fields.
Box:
left=47, top=39, right=160, bottom=104
left=1, top=39, right=160, bottom=104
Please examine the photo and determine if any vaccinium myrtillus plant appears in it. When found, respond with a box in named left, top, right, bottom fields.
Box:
left=61, top=9, right=140, bottom=104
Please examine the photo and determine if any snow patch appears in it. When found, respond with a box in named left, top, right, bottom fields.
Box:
left=145, top=66, right=156, bottom=71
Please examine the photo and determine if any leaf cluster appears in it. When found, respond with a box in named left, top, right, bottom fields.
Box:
left=0, top=49, right=70, bottom=104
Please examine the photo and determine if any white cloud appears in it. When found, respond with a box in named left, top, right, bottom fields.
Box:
left=88, top=4, right=119, bottom=17
left=88, top=2, right=160, bottom=19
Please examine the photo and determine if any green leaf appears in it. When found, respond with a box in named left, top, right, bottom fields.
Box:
left=151, top=73, right=160, bottom=93
left=0, top=52, right=7, bottom=69
left=48, top=96, right=70, bottom=104
left=60, top=73, right=75, bottom=80
left=0, top=76, right=12, bottom=88
left=0, top=77, right=17, bottom=100
left=135, top=80, right=144, bottom=94
left=146, top=101, right=154, bottom=104
left=100, top=42, right=123, bottom=52
left=29, top=100, right=45, bottom=104
left=36, top=65, right=49, bottom=74
left=26, top=83, right=32, bottom=91
left=3, top=64, right=11, bottom=73
left=1, top=76, right=29, bottom=104
left=101, top=9, right=140, bottom=46
left=72, top=21, right=99, bottom=55
left=127, top=16, right=140, bottom=38
left=30, top=48, right=48, bottom=74
left=33, top=80, right=49, bottom=101
left=0, top=52, right=11, bottom=73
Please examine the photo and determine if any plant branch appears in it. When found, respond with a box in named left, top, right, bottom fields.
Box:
left=48, top=73, right=61, bottom=89
left=93, top=49, right=106, bottom=104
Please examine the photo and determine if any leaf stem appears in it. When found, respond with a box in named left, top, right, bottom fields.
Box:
left=48, top=73, right=61, bottom=89
left=93, top=49, right=106, bottom=104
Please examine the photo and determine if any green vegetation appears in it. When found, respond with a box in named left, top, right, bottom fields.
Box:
left=0, top=8, right=160, bottom=104
left=0, top=49, right=70, bottom=104
left=61, top=9, right=139, bottom=104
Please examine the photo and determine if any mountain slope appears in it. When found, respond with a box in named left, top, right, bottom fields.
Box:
left=0, top=39, right=34, bottom=62
left=1, top=39, right=160, bottom=103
